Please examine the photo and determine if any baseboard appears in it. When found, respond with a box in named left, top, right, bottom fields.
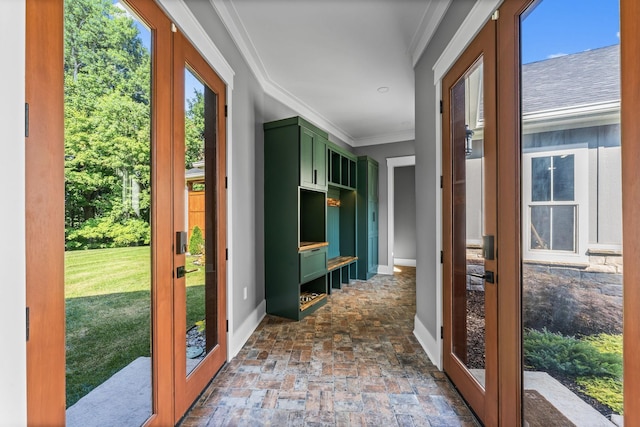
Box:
left=413, top=314, right=441, bottom=370
left=394, top=258, right=416, bottom=267
left=377, top=264, right=394, bottom=275
left=228, top=299, right=266, bottom=359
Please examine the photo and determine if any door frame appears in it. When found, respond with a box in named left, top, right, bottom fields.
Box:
left=437, top=0, right=640, bottom=424
left=441, top=18, right=498, bottom=426
left=172, top=29, right=228, bottom=422
left=25, top=0, right=230, bottom=424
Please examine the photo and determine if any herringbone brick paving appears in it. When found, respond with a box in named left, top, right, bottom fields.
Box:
left=180, top=267, right=479, bottom=426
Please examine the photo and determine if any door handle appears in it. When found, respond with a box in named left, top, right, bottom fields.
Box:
left=176, top=266, right=199, bottom=278
left=467, top=271, right=495, bottom=284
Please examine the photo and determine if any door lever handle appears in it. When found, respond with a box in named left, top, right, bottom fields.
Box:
left=467, top=271, right=495, bottom=284
left=176, top=266, right=199, bottom=278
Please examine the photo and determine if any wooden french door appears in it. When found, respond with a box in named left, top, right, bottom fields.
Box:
left=26, top=0, right=226, bottom=424
left=442, top=19, right=498, bottom=426
left=172, top=29, right=227, bottom=422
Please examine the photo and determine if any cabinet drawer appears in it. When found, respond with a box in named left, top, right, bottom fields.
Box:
left=300, top=246, right=327, bottom=283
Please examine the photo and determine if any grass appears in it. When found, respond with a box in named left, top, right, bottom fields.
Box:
left=65, top=246, right=205, bottom=408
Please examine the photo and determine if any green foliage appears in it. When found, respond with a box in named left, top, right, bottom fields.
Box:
left=64, top=0, right=152, bottom=250
left=577, top=377, right=623, bottom=414
left=185, top=88, right=205, bottom=168
left=584, top=333, right=623, bottom=357
left=189, top=226, right=205, bottom=255
left=66, top=217, right=150, bottom=250
left=523, top=329, right=622, bottom=378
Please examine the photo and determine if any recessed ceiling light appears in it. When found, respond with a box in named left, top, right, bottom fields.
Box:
left=377, top=86, right=389, bottom=93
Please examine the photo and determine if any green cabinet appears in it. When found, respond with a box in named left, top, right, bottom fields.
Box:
left=300, top=127, right=327, bottom=191
left=264, top=117, right=328, bottom=320
left=356, top=156, right=379, bottom=280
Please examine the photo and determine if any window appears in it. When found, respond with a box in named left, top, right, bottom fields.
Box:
left=529, top=154, right=576, bottom=251
left=523, top=147, right=588, bottom=263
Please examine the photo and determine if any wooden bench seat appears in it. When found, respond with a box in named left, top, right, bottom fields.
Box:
left=327, top=256, right=358, bottom=271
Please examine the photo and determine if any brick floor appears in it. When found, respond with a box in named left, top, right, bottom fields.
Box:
left=179, top=267, right=479, bottom=426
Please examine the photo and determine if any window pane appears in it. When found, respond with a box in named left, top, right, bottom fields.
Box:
left=532, top=157, right=551, bottom=201
left=530, top=206, right=550, bottom=250
left=552, top=205, right=575, bottom=251
left=553, top=155, right=574, bottom=201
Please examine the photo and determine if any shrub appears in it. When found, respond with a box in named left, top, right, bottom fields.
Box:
left=523, top=329, right=622, bottom=378
left=66, top=217, right=150, bottom=250
left=189, top=226, right=205, bottom=255
left=584, top=333, right=623, bottom=357
left=577, top=377, right=623, bottom=414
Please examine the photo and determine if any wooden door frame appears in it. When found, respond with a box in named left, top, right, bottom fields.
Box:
left=25, top=0, right=175, bottom=424
left=172, top=29, right=228, bottom=422
left=25, top=1, right=65, bottom=424
left=497, top=0, right=639, bottom=424
left=442, top=19, right=498, bottom=426
left=620, top=0, right=640, bottom=418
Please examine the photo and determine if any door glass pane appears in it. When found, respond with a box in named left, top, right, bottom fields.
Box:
left=64, top=1, right=153, bottom=424
left=521, top=1, right=623, bottom=424
left=451, top=59, right=486, bottom=387
left=184, top=67, right=219, bottom=375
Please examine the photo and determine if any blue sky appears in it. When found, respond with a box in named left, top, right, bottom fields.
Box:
left=521, top=0, right=619, bottom=64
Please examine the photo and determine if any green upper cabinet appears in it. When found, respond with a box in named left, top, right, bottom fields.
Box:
left=300, top=127, right=327, bottom=191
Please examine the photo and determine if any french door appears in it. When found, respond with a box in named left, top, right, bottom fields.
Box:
left=442, top=19, right=498, bottom=426
left=26, top=0, right=226, bottom=424
left=172, top=29, right=227, bottom=422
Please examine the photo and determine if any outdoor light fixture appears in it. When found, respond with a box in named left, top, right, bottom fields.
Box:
left=465, top=124, right=474, bottom=156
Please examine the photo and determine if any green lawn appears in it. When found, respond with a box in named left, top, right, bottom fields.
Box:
left=65, top=246, right=205, bottom=407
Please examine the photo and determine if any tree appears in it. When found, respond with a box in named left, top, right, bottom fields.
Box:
left=64, top=0, right=151, bottom=249
left=185, top=88, right=205, bottom=168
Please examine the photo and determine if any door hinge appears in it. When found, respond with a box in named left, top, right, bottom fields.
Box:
left=171, top=23, right=177, bottom=33
left=439, top=100, right=443, bottom=114
left=440, top=326, right=444, bottom=339
left=224, top=105, right=228, bottom=117
left=25, top=103, right=29, bottom=137
left=491, top=10, right=499, bottom=21
left=226, top=320, right=229, bottom=332
left=440, top=175, right=443, bottom=189
left=225, top=248, right=228, bottom=260
left=26, top=307, right=30, bottom=341
left=440, top=250, right=444, bottom=264
left=225, top=176, right=228, bottom=189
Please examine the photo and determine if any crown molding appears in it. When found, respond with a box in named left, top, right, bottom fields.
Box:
left=352, top=129, right=415, bottom=147
left=209, top=0, right=355, bottom=145
left=410, top=0, right=452, bottom=67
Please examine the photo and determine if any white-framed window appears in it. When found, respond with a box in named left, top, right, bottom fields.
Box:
left=523, top=146, right=589, bottom=264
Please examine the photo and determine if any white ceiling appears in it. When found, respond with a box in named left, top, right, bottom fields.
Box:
left=209, top=0, right=451, bottom=146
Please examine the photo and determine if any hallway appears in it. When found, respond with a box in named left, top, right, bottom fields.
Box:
left=179, top=268, right=478, bottom=426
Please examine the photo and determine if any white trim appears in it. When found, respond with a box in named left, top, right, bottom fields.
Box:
left=352, top=129, right=415, bottom=147
left=433, top=0, right=502, bottom=84
left=158, top=0, right=235, bottom=89
left=1, top=0, right=26, bottom=423
left=225, top=96, right=235, bottom=361
left=228, top=300, right=266, bottom=359
left=411, top=0, right=453, bottom=67
left=394, top=258, right=417, bottom=267
left=414, top=314, right=441, bottom=370
left=377, top=265, right=395, bottom=275
left=435, top=80, right=443, bottom=375
left=387, top=155, right=416, bottom=275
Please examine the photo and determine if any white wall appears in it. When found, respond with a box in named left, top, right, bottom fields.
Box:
left=0, top=0, right=27, bottom=424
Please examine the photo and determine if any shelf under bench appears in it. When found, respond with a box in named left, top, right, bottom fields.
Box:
left=327, top=255, right=358, bottom=292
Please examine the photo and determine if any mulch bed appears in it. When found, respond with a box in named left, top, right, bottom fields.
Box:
left=464, top=289, right=614, bottom=418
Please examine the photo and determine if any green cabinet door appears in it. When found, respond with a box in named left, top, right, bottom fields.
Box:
left=299, top=128, right=327, bottom=191
left=356, top=156, right=379, bottom=280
